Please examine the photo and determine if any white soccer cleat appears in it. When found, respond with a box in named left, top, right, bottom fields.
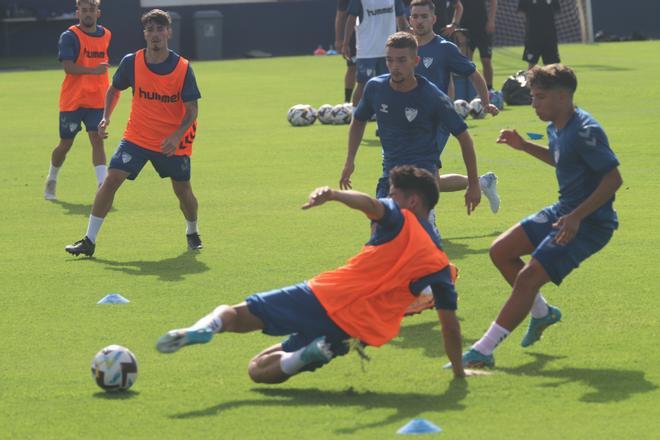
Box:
left=479, top=172, right=500, bottom=213
left=44, top=180, right=57, bottom=200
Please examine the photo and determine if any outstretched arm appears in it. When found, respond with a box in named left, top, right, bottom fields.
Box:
left=302, top=187, right=385, bottom=221
left=497, top=129, right=554, bottom=166
left=437, top=309, right=465, bottom=378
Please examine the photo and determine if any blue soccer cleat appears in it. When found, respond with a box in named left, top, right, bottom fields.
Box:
left=462, top=348, right=495, bottom=368
left=521, top=305, right=562, bottom=347
left=156, top=328, right=213, bottom=354
left=300, top=336, right=334, bottom=365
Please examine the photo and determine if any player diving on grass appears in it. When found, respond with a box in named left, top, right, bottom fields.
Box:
left=461, top=64, right=623, bottom=368
left=157, top=166, right=481, bottom=382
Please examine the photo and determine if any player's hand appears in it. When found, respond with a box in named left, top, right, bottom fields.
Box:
left=339, top=162, right=355, bottom=190
left=465, top=183, right=481, bottom=215
left=98, top=118, right=110, bottom=139
left=553, top=213, right=580, bottom=245
left=302, top=186, right=334, bottom=210
left=486, top=20, right=495, bottom=34
left=441, top=23, right=456, bottom=37
left=161, top=133, right=180, bottom=157
left=496, top=129, right=526, bottom=150
left=341, top=42, right=351, bottom=61
left=91, top=63, right=109, bottom=75
left=485, top=103, right=499, bottom=116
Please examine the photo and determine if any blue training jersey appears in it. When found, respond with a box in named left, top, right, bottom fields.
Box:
left=58, top=25, right=106, bottom=62
left=416, top=35, right=476, bottom=93
left=548, top=107, right=620, bottom=228
left=112, top=51, right=201, bottom=102
left=353, top=74, right=467, bottom=174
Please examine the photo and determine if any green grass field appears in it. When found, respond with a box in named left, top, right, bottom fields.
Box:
left=1, top=41, right=659, bottom=439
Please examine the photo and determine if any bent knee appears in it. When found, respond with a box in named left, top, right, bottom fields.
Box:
left=515, top=260, right=549, bottom=287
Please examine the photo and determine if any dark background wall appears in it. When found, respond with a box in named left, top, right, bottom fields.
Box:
left=0, top=0, right=657, bottom=62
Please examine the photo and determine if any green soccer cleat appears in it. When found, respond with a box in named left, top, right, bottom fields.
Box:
left=156, top=328, right=213, bottom=354
left=300, top=336, right=333, bottom=365
left=521, top=305, right=562, bottom=347
left=462, top=348, right=495, bottom=368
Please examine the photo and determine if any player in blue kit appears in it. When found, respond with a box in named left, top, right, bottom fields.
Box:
left=461, top=64, right=623, bottom=368
left=340, top=32, right=481, bottom=221
left=410, top=0, right=500, bottom=213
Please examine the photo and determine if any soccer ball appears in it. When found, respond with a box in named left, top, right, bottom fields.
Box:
left=317, top=104, right=334, bottom=124
left=453, top=99, right=470, bottom=119
left=91, top=345, right=138, bottom=391
left=469, top=98, right=486, bottom=119
left=287, top=104, right=317, bottom=126
left=489, top=90, right=504, bottom=110
left=331, top=103, right=352, bottom=125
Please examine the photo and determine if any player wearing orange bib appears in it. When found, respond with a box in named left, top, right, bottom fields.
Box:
left=156, top=166, right=485, bottom=383
left=45, top=0, right=110, bottom=200
left=65, top=9, right=202, bottom=257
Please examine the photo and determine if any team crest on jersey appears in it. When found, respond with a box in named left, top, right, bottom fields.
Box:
left=423, top=57, right=434, bottom=68
left=404, top=107, right=418, bottom=122
left=121, top=152, right=132, bottom=164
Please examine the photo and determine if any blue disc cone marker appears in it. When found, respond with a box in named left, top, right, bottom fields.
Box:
left=397, top=418, right=443, bottom=434
left=527, top=132, right=544, bottom=140
left=97, top=293, right=130, bottom=304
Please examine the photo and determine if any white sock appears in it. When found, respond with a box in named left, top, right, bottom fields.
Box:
left=279, top=348, right=306, bottom=376
left=530, top=293, right=550, bottom=318
left=94, top=165, right=107, bottom=186
left=190, top=305, right=224, bottom=333
left=186, top=220, right=198, bottom=235
left=85, top=215, right=105, bottom=243
left=47, top=164, right=60, bottom=182
left=473, top=321, right=510, bottom=355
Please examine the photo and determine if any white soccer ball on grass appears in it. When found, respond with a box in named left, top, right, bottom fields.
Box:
left=469, top=98, right=486, bottom=119
left=453, top=99, right=470, bottom=119
left=91, top=344, right=138, bottom=392
left=287, top=104, right=317, bottom=126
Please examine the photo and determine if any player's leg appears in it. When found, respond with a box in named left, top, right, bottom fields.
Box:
left=84, top=109, right=107, bottom=186
left=541, top=42, right=560, bottom=66
left=171, top=179, right=201, bottom=250
left=45, top=111, right=83, bottom=199
left=345, top=63, right=356, bottom=102
left=478, top=33, right=494, bottom=89
left=489, top=223, right=536, bottom=286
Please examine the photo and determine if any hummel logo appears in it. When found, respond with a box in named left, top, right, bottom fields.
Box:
left=380, top=104, right=389, bottom=113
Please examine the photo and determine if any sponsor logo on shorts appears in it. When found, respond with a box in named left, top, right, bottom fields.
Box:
left=121, top=152, right=132, bottom=164
left=531, top=212, right=549, bottom=223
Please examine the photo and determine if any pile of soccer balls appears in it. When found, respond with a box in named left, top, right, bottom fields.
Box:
left=454, top=90, right=504, bottom=120
left=287, top=103, right=352, bottom=126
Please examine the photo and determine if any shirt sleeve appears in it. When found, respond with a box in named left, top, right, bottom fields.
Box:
left=433, top=86, right=468, bottom=136
left=181, top=65, right=202, bottom=102
left=353, top=79, right=376, bottom=121
left=395, top=0, right=405, bottom=16
left=58, top=30, right=78, bottom=62
left=337, top=0, right=350, bottom=11
left=368, top=198, right=405, bottom=245
left=574, top=125, right=620, bottom=174
left=446, top=43, right=477, bottom=77
left=112, top=54, right=134, bottom=91
left=409, top=266, right=458, bottom=310
left=347, top=0, right=362, bottom=17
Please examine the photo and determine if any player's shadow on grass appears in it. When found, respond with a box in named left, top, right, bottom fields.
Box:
left=171, top=380, right=470, bottom=434
left=389, top=320, right=477, bottom=358
left=50, top=200, right=116, bottom=217
left=88, top=251, right=209, bottom=282
left=501, top=352, right=658, bottom=403
left=440, top=231, right=499, bottom=259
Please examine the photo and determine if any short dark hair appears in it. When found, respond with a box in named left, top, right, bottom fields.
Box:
left=77, top=0, right=100, bottom=7
left=410, top=0, right=436, bottom=12
left=389, top=165, right=439, bottom=210
left=141, top=9, right=171, bottom=28
left=386, top=32, right=418, bottom=53
left=528, top=64, right=578, bottom=94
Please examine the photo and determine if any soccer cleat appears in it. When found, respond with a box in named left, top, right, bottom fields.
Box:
left=462, top=348, right=495, bottom=368
left=479, top=172, right=500, bottom=213
left=186, top=233, right=203, bottom=250
left=404, top=291, right=435, bottom=316
left=521, top=305, right=562, bottom=347
left=300, top=336, right=334, bottom=365
left=156, top=328, right=213, bottom=354
left=65, top=237, right=95, bottom=257
left=44, top=180, right=57, bottom=200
